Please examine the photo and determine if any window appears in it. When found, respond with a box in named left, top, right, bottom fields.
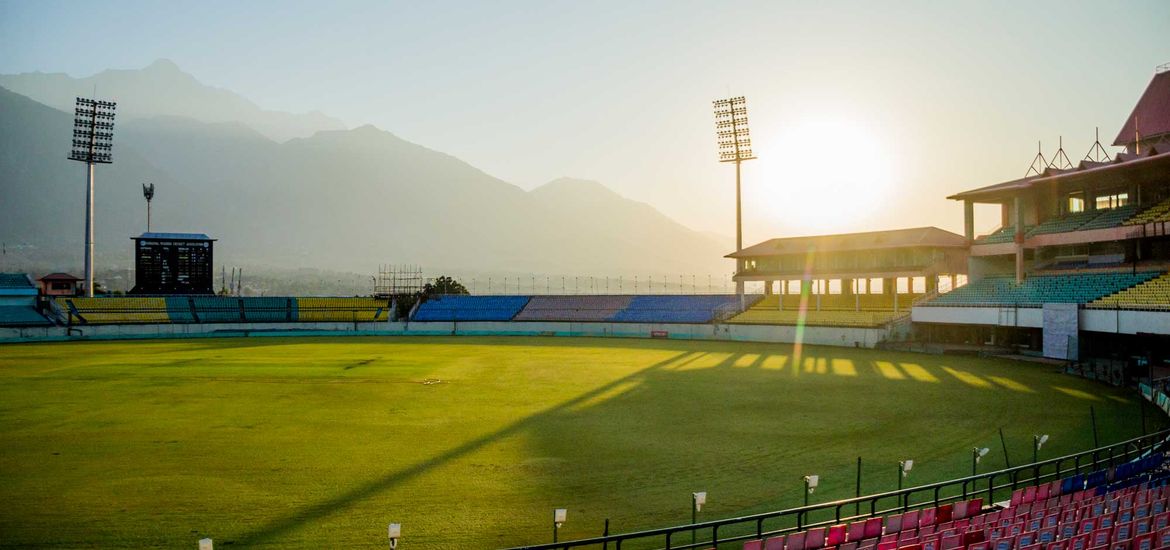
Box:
left=869, top=278, right=884, bottom=294
left=912, top=276, right=926, bottom=294
left=896, top=277, right=909, bottom=294
left=828, top=279, right=842, bottom=295
left=1094, top=192, right=1129, bottom=210
left=1068, top=192, right=1085, bottom=213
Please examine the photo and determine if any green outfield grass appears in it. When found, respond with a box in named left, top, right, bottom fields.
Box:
left=0, top=336, right=1159, bottom=549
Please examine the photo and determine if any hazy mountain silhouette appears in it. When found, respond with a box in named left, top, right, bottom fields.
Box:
left=0, top=83, right=729, bottom=278
left=0, top=59, right=344, bottom=142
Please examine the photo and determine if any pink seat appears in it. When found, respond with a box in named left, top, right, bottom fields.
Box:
left=922, top=509, right=938, bottom=528
left=764, top=535, right=787, bottom=550
left=744, top=540, right=763, bottom=550
left=807, top=527, right=827, bottom=550
left=850, top=521, right=871, bottom=542
left=886, top=515, right=905, bottom=535
left=790, top=532, right=808, bottom=550
left=829, top=525, right=848, bottom=546
left=864, top=519, right=885, bottom=539
left=1023, top=487, right=1037, bottom=504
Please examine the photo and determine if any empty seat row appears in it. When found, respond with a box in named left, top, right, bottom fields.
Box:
left=923, top=272, right=1163, bottom=307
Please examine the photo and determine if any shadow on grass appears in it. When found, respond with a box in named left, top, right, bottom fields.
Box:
left=225, top=338, right=1159, bottom=547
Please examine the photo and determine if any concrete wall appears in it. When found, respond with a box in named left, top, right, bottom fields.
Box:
left=0, top=320, right=891, bottom=348
left=913, top=305, right=1170, bottom=336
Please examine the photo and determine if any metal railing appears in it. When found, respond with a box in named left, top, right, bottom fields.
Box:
left=507, top=428, right=1170, bottom=550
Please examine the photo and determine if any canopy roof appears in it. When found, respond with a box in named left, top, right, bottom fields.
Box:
left=726, top=226, right=968, bottom=259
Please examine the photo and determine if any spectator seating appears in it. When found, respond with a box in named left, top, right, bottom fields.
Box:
left=514, top=295, right=634, bottom=322
left=609, top=295, right=752, bottom=323
left=1127, top=198, right=1170, bottom=226
left=923, top=272, right=1162, bottom=307
left=1079, top=205, right=1141, bottom=231
left=761, top=293, right=922, bottom=312
left=412, top=295, right=531, bottom=322
left=727, top=308, right=907, bottom=328
left=164, top=297, right=197, bottom=323
left=57, top=297, right=171, bottom=324
left=0, top=273, right=35, bottom=290
left=1027, top=211, right=1100, bottom=237
left=741, top=453, right=1166, bottom=550
left=190, top=297, right=243, bottom=323
left=0, top=306, right=52, bottom=326
left=977, top=226, right=1030, bottom=244
left=1089, top=274, right=1170, bottom=310
left=241, top=297, right=294, bottom=322
left=295, top=297, right=390, bottom=322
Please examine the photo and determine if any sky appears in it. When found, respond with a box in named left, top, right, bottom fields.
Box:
left=2, top=0, right=1169, bottom=246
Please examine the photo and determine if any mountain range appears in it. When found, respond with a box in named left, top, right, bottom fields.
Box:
left=0, top=60, right=730, bottom=282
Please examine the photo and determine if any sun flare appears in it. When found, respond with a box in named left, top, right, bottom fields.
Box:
left=754, top=114, right=895, bottom=234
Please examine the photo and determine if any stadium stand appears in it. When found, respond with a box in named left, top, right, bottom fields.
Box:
left=164, top=297, right=197, bottom=323
left=609, top=294, right=753, bottom=323
left=514, top=295, right=633, bottom=322
left=1078, top=205, right=1142, bottom=231
left=412, top=295, right=531, bottom=322
left=241, top=297, right=294, bottom=322
left=0, top=273, right=51, bottom=327
left=191, top=297, right=243, bottom=323
left=295, top=297, right=390, bottom=322
left=738, top=453, right=1168, bottom=550
left=1026, top=210, right=1100, bottom=237
left=1089, top=273, right=1170, bottom=310
left=977, top=226, right=1030, bottom=244
left=56, top=297, right=171, bottom=324
left=0, top=306, right=53, bottom=326
left=727, top=308, right=906, bottom=328
left=1126, top=198, right=1170, bottom=226
left=922, top=272, right=1162, bottom=307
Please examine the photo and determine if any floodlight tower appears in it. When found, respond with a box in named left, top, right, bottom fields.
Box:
left=142, top=183, right=155, bottom=232
left=713, top=96, right=756, bottom=296
left=68, top=97, right=117, bottom=297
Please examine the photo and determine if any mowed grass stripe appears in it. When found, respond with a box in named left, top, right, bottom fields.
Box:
left=0, top=336, right=1156, bottom=549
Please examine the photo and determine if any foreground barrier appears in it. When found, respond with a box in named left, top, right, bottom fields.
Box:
left=504, top=428, right=1170, bottom=550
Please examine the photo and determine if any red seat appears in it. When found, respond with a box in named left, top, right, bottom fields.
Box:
left=744, top=540, right=763, bottom=550
left=764, top=536, right=786, bottom=550
left=841, top=541, right=860, bottom=550
left=968, top=543, right=990, bottom=550
left=942, top=535, right=963, bottom=550
left=878, top=542, right=898, bottom=550
left=850, top=521, right=870, bottom=542
left=1045, top=542, right=1067, bottom=550
left=938, top=505, right=955, bottom=524
left=790, top=532, right=808, bottom=550
left=805, top=527, right=826, bottom=549
left=1090, top=528, right=1114, bottom=547
left=1023, top=486, right=1037, bottom=504
left=899, top=545, right=924, bottom=550
left=1155, top=512, right=1170, bottom=532
left=864, top=518, right=885, bottom=539
left=886, top=515, right=905, bottom=535
left=1012, top=490, right=1026, bottom=507
left=963, top=530, right=987, bottom=546
left=1132, top=534, right=1153, bottom=550
left=994, top=536, right=1018, bottom=550
left=1037, top=484, right=1051, bottom=502
left=829, top=525, right=848, bottom=546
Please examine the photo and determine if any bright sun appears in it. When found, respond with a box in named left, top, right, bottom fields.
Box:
left=753, top=114, right=895, bottom=234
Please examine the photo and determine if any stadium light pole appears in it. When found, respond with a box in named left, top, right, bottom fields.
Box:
left=713, top=96, right=756, bottom=298
left=142, top=183, right=155, bottom=232
left=68, top=97, right=117, bottom=297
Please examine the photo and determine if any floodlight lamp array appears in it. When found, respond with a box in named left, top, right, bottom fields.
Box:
left=712, top=96, right=754, bottom=161
left=69, top=96, right=117, bottom=164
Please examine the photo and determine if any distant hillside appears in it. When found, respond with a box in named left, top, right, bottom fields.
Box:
left=0, top=84, right=730, bottom=280
left=0, top=59, right=345, bottom=142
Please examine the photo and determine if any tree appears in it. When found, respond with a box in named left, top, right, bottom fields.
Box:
left=423, top=276, right=469, bottom=296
